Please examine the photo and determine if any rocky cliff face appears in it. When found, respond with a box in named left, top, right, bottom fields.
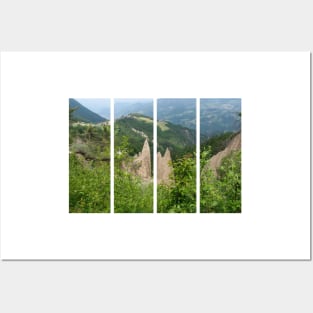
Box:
left=205, top=132, right=241, bottom=176
left=157, top=148, right=173, bottom=185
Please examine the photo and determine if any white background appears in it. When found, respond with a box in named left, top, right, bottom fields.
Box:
left=1, top=52, right=310, bottom=260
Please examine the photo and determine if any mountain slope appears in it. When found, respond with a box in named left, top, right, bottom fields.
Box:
left=157, top=120, right=196, bottom=159
left=115, top=114, right=153, bottom=156
left=204, top=132, right=241, bottom=176
left=69, top=98, right=107, bottom=124
left=157, top=98, right=196, bottom=130
left=114, top=114, right=196, bottom=159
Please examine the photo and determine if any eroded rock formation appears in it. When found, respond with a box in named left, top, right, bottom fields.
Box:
left=157, top=148, right=173, bottom=185
left=205, top=132, right=241, bottom=176
left=132, top=139, right=151, bottom=180
left=124, top=139, right=174, bottom=184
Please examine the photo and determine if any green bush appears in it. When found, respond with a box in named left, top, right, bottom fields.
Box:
left=69, top=154, right=110, bottom=213
left=200, top=150, right=241, bottom=213
left=157, top=153, right=196, bottom=213
left=69, top=122, right=110, bottom=213
left=114, top=168, right=153, bottom=213
left=114, top=136, right=153, bottom=213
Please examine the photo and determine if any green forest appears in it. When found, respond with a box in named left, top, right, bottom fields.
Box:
left=69, top=106, right=110, bottom=213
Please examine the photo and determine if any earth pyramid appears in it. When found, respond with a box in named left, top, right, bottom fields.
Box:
left=133, top=138, right=151, bottom=179
left=131, top=139, right=174, bottom=184
left=157, top=147, right=173, bottom=185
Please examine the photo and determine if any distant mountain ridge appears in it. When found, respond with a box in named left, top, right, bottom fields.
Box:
left=157, top=99, right=196, bottom=130
left=70, top=98, right=241, bottom=138
left=102, top=99, right=241, bottom=138
left=69, top=99, right=107, bottom=124
left=200, top=100, right=241, bottom=138
left=114, top=101, right=153, bottom=119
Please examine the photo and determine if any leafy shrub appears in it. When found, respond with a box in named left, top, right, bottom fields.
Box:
left=114, top=136, right=153, bottom=213
left=69, top=122, right=110, bottom=213
left=200, top=150, right=241, bottom=213
left=69, top=154, right=110, bottom=213
left=114, top=168, right=153, bottom=213
left=158, top=153, right=196, bottom=213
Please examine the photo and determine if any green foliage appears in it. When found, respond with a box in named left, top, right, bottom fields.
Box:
left=115, top=114, right=153, bottom=156
left=69, top=122, right=110, bottom=213
left=69, top=106, right=78, bottom=123
left=158, top=153, right=196, bottom=213
left=200, top=150, right=241, bottom=213
left=114, top=136, right=153, bottom=213
left=201, top=132, right=236, bottom=156
left=69, top=109, right=241, bottom=214
left=69, top=123, right=110, bottom=160
left=115, top=114, right=196, bottom=161
left=114, top=168, right=153, bottom=213
left=69, top=154, right=110, bottom=213
left=157, top=122, right=196, bottom=160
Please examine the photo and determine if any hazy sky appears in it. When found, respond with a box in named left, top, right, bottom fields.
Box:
left=75, top=98, right=110, bottom=119
left=114, top=98, right=153, bottom=105
left=114, top=98, right=153, bottom=119
left=200, top=98, right=241, bottom=107
left=157, top=98, right=196, bottom=110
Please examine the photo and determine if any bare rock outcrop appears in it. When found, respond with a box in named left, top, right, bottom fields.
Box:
left=123, top=139, right=174, bottom=184
left=157, top=148, right=173, bottom=185
left=132, top=139, right=151, bottom=179
left=205, top=132, right=241, bottom=176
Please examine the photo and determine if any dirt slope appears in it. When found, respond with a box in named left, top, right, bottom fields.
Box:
left=205, top=133, right=241, bottom=176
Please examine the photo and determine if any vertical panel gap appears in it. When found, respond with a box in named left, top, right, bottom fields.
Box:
left=153, top=98, right=157, bottom=214
left=110, top=98, right=114, bottom=214
left=196, top=98, right=200, bottom=214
